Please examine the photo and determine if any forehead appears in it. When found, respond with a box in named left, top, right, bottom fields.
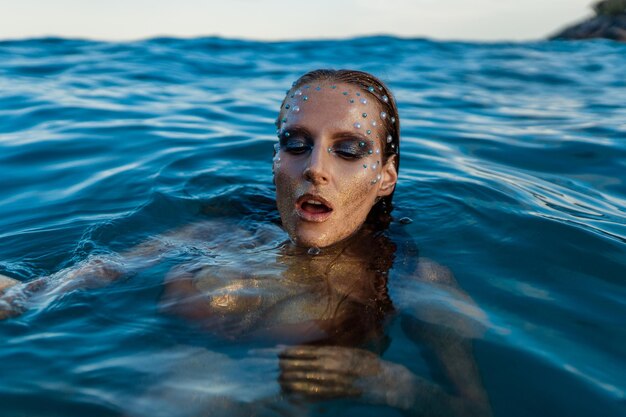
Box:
left=283, top=82, right=382, bottom=131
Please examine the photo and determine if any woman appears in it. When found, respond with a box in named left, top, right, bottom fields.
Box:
left=0, top=69, right=490, bottom=416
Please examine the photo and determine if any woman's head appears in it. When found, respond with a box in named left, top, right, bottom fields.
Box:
left=273, top=69, right=400, bottom=248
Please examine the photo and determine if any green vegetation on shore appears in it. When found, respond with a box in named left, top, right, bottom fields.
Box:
left=593, top=0, right=626, bottom=16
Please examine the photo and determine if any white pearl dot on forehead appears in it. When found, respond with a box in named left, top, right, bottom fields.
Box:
left=354, top=122, right=361, bottom=129
left=380, top=112, right=387, bottom=119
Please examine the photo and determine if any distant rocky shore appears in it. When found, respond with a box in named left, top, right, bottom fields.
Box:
left=550, top=0, right=626, bottom=41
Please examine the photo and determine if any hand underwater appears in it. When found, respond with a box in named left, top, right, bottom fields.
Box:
left=0, top=256, right=127, bottom=321
left=278, top=345, right=421, bottom=410
left=0, top=274, right=21, bottom=319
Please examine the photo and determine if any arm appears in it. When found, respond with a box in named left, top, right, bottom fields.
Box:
left=400, top=259, right=492, bottom=416
left=0, top=220, right=223, bottom=320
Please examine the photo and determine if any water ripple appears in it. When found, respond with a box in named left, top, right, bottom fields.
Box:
left=1, top=37, right=625, bottom=417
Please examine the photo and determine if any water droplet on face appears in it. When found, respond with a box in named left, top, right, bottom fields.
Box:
left=292, top=105, right=300, bottom=112
left=307, top=247, right=321, bottom=256
left=360, top=98, right=368, bottom=104
left=303, top=96, right=308, bottom=101
left=295, top=90, right=303, bottom=96
left=380, top=112, right=387, bottom=119
left=354, top=122, right=361, bottom=129
left=371, top=121, right=377, bottom=127
left=362, top=113, right=367, bottom=118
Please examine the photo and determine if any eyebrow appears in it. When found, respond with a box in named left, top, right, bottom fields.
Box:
left=333, top=130, right=370, bottom=142
left=282, top=125, right=312, bottom=138
left=284, top=124, right=370, bottom=143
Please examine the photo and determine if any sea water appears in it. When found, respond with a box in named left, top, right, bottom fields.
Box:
left=0, top=36, right=624, bottom=417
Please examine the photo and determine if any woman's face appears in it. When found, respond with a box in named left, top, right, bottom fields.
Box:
left=274, top=82, right=397, bottom=248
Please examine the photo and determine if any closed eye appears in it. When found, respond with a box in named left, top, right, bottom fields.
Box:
left=280, top=136, right=311, bottom=155
left=332, top=140, right=369, bottom=160
left=284, top=143, right=311, bottom=154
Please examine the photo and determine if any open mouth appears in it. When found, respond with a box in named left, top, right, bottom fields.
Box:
left=296, top=194, right=333, bottom=222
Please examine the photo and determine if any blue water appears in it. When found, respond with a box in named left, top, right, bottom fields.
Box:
left=0, top=36, right=625, bottom=417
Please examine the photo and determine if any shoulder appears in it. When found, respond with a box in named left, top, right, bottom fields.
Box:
left=414, top=258, right=457, bottom=287
left=164, top=219, right=284, bottom=247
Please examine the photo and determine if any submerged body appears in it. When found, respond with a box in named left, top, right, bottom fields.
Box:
left=0, top=218, right=489, bottom=415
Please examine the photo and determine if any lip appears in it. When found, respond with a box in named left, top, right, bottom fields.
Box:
left=295, top=193, right=334, bottom=223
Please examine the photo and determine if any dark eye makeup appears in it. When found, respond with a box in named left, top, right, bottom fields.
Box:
left=279, top=129, right=373, bottom=160
left=332, top=140, right=371, bottom=159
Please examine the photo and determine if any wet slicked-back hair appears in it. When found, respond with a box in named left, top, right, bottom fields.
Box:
left=276, top=69, right=401, bottom=228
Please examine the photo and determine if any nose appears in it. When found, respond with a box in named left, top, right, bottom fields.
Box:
left=302, top=144, right=330, bottom=185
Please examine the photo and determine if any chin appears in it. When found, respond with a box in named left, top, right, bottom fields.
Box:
left=289, top=223, right=352, bottom=249
left=291, top=231, right=331, bottom=248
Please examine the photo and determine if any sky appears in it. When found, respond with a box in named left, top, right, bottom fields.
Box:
left=0, top=0, right=595, bottom=42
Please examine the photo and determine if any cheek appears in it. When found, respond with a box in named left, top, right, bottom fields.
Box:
left=335, top=164, right=378, bottom=210
left=274, top=157, right=299, bottom=186
left=274, top=162, right=300, bottom=210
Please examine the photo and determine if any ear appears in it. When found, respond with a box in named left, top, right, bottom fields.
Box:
left=377, top=155, right=397, bottom=197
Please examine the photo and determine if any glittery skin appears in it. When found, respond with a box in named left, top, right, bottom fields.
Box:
left=274, top=83, right=396, bottom=248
